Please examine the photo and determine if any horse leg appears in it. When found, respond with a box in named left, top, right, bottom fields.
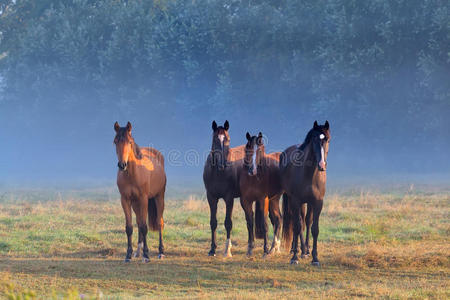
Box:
left=240, top=197, right=255, bottom=257
left=268, top=194, right=282, bottom=255
left=290, top=201, right=301, bottom=264
left=121, top=196, right=133, bottom=262
left=258, top=196, right=269, bottom=257
left=311, top=200, right=323, bottom=266
left=223, top=194, right=234, bottom=257
left=290, top=203, right=305, bottom=254
left=305, top=203, right=313, bottom=256
left=300, top=203, right=307, bottom=258
left=156, top=191, right=165, bottom=259
left=207, top=192, right=218, bottom=256
left=134, top=230, right=143, bottom=258
left=135, top=198, right=149, bottom=263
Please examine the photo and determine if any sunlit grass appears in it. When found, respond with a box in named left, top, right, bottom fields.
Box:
left=0, top=187, right=448, bottom=298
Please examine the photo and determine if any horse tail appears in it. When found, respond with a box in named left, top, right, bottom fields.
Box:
left=148, top=197, right=159, bottom=231
left=255, top=201, right=265, bottom=239
left=282, top=193, right=293, bottom=250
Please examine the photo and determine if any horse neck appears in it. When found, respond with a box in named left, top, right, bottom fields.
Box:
left=302, top=142, right=319, bottom=175
left=124, top=144, right=140, bottom=177
left=257, top=148, right=269, bottom=174
left=209, top=143, right=229, bottom=171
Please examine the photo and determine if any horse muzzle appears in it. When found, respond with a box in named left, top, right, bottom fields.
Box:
left=118, top=161, right=128, bottom=171
left=318, top=161, right=327, bottom=171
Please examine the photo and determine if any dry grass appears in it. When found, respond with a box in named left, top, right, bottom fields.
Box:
left=0, top=187, right=449, bottom=299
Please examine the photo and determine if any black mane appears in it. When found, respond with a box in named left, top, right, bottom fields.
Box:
left=299, top=129, right=315, bottom=151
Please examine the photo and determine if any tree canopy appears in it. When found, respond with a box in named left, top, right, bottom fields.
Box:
left=0, top=0, right=449, bottom=178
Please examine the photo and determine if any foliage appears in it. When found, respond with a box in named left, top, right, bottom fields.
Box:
left=0, top=0, right=449, bottom=171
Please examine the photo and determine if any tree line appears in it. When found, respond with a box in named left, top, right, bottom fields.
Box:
left=0, top=0, right=449, bottom=172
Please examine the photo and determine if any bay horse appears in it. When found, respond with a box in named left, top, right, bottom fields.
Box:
left=239, top=132, right=283, bottom=257
left=203, top=120, right=245, bottom=257
left=280, top=120, right=330, bottom=265
left=114, top=121, right=166, bottom=262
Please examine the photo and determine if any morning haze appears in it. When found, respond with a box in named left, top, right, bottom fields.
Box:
left=0, top=1, right=449, bottom=187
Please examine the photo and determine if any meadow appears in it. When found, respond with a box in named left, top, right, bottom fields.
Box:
left=0, top=184, right=448, bottom=299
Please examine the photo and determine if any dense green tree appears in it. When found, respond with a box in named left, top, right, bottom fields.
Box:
left=0, top=0, right=449, bottom=175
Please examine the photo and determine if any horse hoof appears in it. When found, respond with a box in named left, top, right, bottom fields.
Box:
left=124, top=258, right=131, bottom=263
left=133, top=253, right=140, bottom=258
left=208, top=251, right=216, bottom=257
left=311, top=261, right=320, bottom=267
left=223, top=252, right=232, bottom=258
left=142, top=257, right=150, bottom=263
left=290, top=259, right=299, bottom=265
left=158, top=254, right=165, bottom=259
left=268, top=246, right=277, bottom=255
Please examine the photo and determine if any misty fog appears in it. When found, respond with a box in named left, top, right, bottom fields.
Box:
left=0, top=1, right=449, bottom=189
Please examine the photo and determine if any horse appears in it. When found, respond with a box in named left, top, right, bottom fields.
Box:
left=114, top=121, right=166, bottom=262
left=280, top=120, right=330, bottom=265
left=239, top=132, right=283, bottom=257
left=203, top=120, right=245, bottom=257
left=289, top=204, right=313, bottom=257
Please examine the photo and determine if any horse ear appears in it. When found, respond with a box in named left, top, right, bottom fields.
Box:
left=313, top=120, right=319, bottom=129
left=224, top=120, right=229, bottom=131
left=212, top=121, right=218, bottom=131
left=114, top=122, right=120, bottom=132
left=246, top=132, right=251, bottom=141
left=257, top=132, right=263, bottom=145
left=324, top=120, right=330, bottom=130
left=126, top=121, right=132, bottom=132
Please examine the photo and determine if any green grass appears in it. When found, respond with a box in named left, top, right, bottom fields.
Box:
left=0, top=187, right=449, bottom=299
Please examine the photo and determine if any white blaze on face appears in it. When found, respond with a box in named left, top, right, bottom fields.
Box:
left=252, top=142, right=258, bottom=175
left=319, top=134, right=326, bottom=169
left=218, top=134, right=225, bottom=149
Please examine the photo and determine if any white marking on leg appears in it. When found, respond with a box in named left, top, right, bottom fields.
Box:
left=134, top=242, right=143, bottom=258
left=224, top=238, right=232, bottom=257
left=275, top=236, right=281, bottom=253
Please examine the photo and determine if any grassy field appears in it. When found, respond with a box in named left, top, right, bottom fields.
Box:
left=0, top=185, right=449, bottom=299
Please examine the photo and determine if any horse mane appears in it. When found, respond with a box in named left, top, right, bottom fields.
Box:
left=298, top=129, right=314, bottom=151
left=132, top=139, right=143, bottom=160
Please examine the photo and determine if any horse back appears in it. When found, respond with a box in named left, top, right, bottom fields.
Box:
left=265, top=151, right=282, bottom=196
left=228, top=144, right=245, bottom=162
left=141, top=147, right=165, bottom=168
